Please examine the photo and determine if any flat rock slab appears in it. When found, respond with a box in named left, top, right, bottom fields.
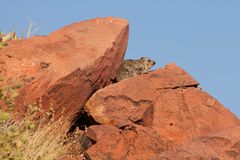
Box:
left=0, top=17, right=129, bottom=130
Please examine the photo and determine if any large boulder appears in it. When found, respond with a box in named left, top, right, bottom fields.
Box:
left=85, top=64, right=200, bottom=127
left=85, top=64, right=239, bottom=144
left=84, top=64, right=240, bottom=159
left=0, top=17, right=129, bottom=130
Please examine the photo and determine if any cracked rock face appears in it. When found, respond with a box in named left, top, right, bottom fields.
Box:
left=84, top=64, right=240, bottom=159
left=85, top=64, right=200, bottom=127
left=0, top=17, right=129, bottom=132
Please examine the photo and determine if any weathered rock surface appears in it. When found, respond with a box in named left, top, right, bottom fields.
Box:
left=85, top=64, right=199, bottom=127
left=159, top=125, right=240, bottom=160
left=85, top=124, right=171, bottom=160
left=0, top=17, right=129, bottom=129
left=85, top=64, right=239, bottom=144
left=84, top=64, right=240, bottom=159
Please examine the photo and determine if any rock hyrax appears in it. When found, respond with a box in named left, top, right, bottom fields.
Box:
left=116, top=57, right=156, bottom=81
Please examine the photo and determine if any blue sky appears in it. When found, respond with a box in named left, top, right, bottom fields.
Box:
left=1, top=1, right=240, bottom=117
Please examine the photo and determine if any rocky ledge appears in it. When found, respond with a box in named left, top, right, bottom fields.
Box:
left=0, top=17, right=239, bottom=160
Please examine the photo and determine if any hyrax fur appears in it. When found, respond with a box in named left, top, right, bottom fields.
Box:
left=116, top=57, right=156, bottom=81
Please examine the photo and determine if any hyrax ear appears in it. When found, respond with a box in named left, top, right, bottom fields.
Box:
left=140, top=57, right=145, bottom=60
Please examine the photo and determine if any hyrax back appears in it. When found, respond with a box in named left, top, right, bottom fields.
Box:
left=116, top=57, right=155, bottom=81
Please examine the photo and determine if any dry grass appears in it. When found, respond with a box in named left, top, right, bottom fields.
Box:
left=22, top=121, right=69, bottom=160
left=0, top=113, right=71, bottom=160
left=0, top=82, right=73, bottom=160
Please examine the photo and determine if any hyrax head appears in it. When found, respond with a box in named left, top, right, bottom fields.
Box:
left=140, top=57, right=156, bottom=70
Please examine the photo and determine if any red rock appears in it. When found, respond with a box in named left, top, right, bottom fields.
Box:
left=84, top=64, right=240, bottom=158
left=0, top=17, right=129, bottom=130
left=151, top=87, right=239, bottom=144
left=0, top=99, right=8, bottom=111
left=159, top=125, right=240, bottom=160
left=85, top=64, right=200, bottom=127
left=85, top=124, right=170, bottom=160
left=1, top=17, right=239, bottom=159
left=59, top=155, right=83, bottom=160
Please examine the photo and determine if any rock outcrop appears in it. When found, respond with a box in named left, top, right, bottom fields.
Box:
left=0, top=17, right=129, bottom=131
left=84, top=64, right=240, bottom=159
left=1, top=17, right=239, bottom=160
